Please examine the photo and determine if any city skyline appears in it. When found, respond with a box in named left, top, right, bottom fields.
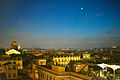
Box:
left=0, top=0, right=120, bottom=48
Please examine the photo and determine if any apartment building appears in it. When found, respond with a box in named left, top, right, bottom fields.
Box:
left=38, top=65, right=91, bottom=80
left=53, top=55, right=81, bottom=66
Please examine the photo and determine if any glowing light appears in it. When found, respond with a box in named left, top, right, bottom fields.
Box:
left=81, top=7, right=83, bottom=10
left=97, top=63, right=107, bottom=69
left=108, top=65, right=120, bottom=70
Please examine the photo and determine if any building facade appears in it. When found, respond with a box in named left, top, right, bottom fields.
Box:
left=82, top=53, right=91, bottom=59
left=0, top=62, right=18, bottom=80
left=0, top=60, right=23, bottom=70
left=38, top=65, right=91, bottom=80
left=53, top=55, right=81, bottom=66
left=4, top=62, right=18, bottom=80
left=34, top=59, right=46, bottom=66
left=73, top=64, right=88, bottom=72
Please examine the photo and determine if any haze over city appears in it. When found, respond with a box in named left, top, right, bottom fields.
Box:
left=0, top=0, right=120, bottom=48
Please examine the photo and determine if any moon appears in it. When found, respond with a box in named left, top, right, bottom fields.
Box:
left=80, top=7, right=83, bottom=10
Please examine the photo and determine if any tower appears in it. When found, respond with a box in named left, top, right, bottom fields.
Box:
left=10, top=38, right=18, bottom=50
left=18, top=44, right=21, bottom=50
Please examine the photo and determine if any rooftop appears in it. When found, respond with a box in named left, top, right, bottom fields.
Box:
left=38, top=65, right=91, bottom=80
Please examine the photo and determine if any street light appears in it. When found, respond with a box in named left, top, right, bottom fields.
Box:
left=108, top=65, right=120, bottom=80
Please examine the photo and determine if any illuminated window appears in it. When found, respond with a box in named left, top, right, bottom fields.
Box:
left=8, top=66, right=12, bottom=70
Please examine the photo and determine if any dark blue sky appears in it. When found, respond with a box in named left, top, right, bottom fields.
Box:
left=0, top=0, right=120, bottom=48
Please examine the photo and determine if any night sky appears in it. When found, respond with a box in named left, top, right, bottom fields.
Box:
left=0, top=0, right=120, bottom=48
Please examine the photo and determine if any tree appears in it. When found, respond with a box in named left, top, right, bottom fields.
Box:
left=0, top=49, right=5, bottom=55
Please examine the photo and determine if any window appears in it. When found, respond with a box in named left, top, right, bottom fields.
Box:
left=55, top=59, right=57, bottom=62
left=46, top=75, right=48, bottom=80
left=58, top=59, right=60, bottom=62
left=18, top=63, right=20, bottom=66
left=40, top=72, right=42, bottom=78
left=8, top=74, right=11, bottom=78
left=13, top=62, right=16, bottom=64
left=42, top=73, right=44, bottom=79
left=50, top=76, right=52, bottom=80
left=13, top=66, right=16, bottom=69
left=13, top=73, right=16, bottom=77
left=8, top=66, right=12, bottom=70
left=40, top=62, right=43, bottom=65
left=0, top=69, right=3, bottom=72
